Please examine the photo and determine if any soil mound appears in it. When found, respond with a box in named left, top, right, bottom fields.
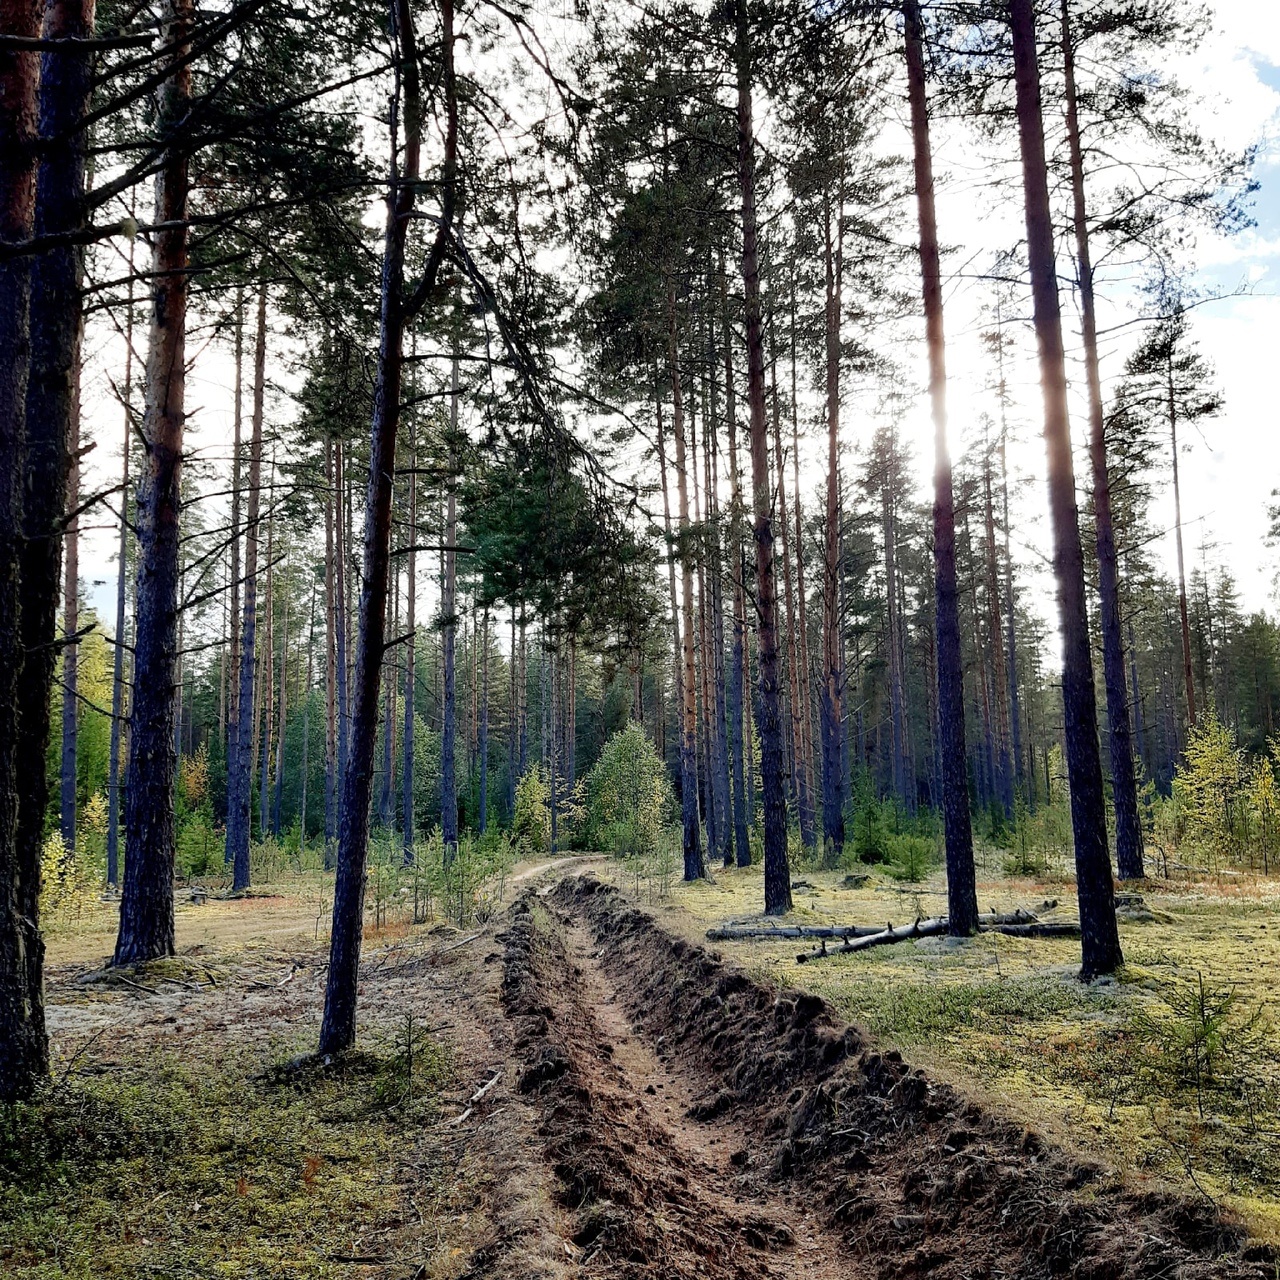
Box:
left=537, top=874, right=1272, bottom=1280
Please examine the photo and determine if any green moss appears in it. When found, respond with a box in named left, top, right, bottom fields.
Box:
left=0, top=1027, right=451, bottom=1278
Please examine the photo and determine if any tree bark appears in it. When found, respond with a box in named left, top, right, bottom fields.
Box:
left=320, top=0, right=456, bottom=1055
left=299, top=572, right=315, bottom=857
left=258, top=490, right=275, bottom=840
left=441, top=343, right=459, bottom=856
left=271, top=563, right=289, bottom=837
left=478, top=608, right=489, bottom=834
left=227, top=292, right=243, bottom=802
left=818, top=197, right=847, bottom=864
left=107, top=246, right=134, bottom=889
left=1169, top=352, right=1196, bottom=729
left=323, top=435, right=338, bottom=866
left=402, top=414, right=416, bottom=862
left=667, top=284, right=705, bottom=881
left=0, top=0, right=49, bottom=1101
left=225, top=284, right=266, bottom=893
left=1061, top=0, right=1143, bottom=878
left=904, top=0, right=977, bottom=934
left=734, top=0, right=789, bottom=914
left=720, top=264, right=751, bottom=868
left=114, top=0, right=193, bottom=967
left=1010, top=0, right=1121, bottom=977
left=59, top=390, right=79, bottom=852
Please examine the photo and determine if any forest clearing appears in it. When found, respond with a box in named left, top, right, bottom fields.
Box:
left=6, top=0, right=1280, bottom=1274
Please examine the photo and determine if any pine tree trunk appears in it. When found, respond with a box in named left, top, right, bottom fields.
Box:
left=904, top=0, right=977, bottom=933
left=982, top=456, right=1013, bottom=815
left=225, top=285, right=266, bottom=893
left=228, top=294, right=243, bottom=792
left=655, top=389, right=687, bottom=823
left=22, top=0, right=95, bottom=902
left=819, top=197, right=845, bottom=862
left=299, top=574, right=315, bottom=856
left=441, top=346, right=459, bottom=856
left=1061, top=0, right=1144, bottom=878
left=107, top=257, right=134, bottom=889
left=60, top=398, right=79, bottom=852
left=735, top=0, right=789, bottom=914
left=0, top=0, right=49, bottom=1101
left=271, top=568, right=289, bottom=837
left=259, top=491, right=276, bottom=841
left=720, top=267, right=751, bottom=868
left=402, top=419, right=416, bottom=862
left=667, top=286, right=705, bottom=880
left=379, top=557, right=398, bottom=829
left=1010, top=0, right=1121, bottom=977
left=1169, top=355, right=1196, bottom=729
left=789, top=280, right=817, bottom=848
left=114, top=0, right=193, bottom=966
left=476, top=611, right=483, bottom=834
left=334, top=437, right=349, bottom=827
left=323, top=436, right=338, bottom=866
left=999, top=428, right=1024, bottom=794
left=321, top=0, right=456, bottom=1055
left=704, top=330, right=732, bottom=868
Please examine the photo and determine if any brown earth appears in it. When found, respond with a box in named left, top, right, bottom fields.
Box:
left=34, top=867, right=1278, bottom=1278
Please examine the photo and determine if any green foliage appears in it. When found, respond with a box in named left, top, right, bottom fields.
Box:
left=1129, top=974, right=1271, bottom=1122
left=513, top=763, right=552, bottom=856
left=882, top=833, right=939, bottom=883
left=585, top=721, right=673, bottom=857
left=1175, top=713, right=1247, bottom=868
left=39, top=833, right=99, bottom=929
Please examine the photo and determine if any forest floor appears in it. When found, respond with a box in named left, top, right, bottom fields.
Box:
left=3, top=854, right=1276, bottom=1278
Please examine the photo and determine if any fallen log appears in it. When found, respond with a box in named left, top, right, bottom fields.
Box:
left=795, top=909, right=1044, bottom=964
left=706, top=923, right=887, bottom=942
left=990, top=922, right=1080, bottom=939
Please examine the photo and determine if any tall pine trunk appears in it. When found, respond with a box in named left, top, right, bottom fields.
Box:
left=667, top=284, right=704, bottom=880
left=441, top=345, right=459, bottom=856
left=225, top=286, right=266, bottom=893
left=478, top=610, right=489, bottom=833
left=1061, top=0, right=1144, bottom=879
left=107, top=255, right=135, bottom=889
left=402, top=418, right=416, bottom=862
left=1169, top=351, right=1196, bottom=728
left=1010, top=0, right=1121, bottom=977
left=59, top=402, right=79, bottom=851
left=0, top=0, right=49, bottom=1100
left=904, top=0, right=977, bottom=933
left=114, top=0, right=194, bottom=966
left=323, top=436, right=338, bottom=865
left=734, top=0, right=789, bottom=915
left=320, top=0, right=457, bottom=1055
left=271, top=570, right=289, bottom=837
left=720, top=267, right=751, bottom=868
left=819, top=196, right=845, bottom=862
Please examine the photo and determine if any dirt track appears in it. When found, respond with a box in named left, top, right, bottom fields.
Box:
left=486, top=875, right=1274, bottom=1280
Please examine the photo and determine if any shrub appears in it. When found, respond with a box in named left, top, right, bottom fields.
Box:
left=585, top=722, right=673, bottom=857
left=512, top=764, right=552, bottom=855
left=883, top=833, right=938, bottom=883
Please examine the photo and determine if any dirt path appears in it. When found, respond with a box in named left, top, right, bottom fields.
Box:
left=491, top=875, right=1272, bottom=1280
left=559, top=918, right=861, bottom=1278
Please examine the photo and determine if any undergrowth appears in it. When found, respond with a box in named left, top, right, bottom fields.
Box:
left=0, top=1027, right=451, bottom=1278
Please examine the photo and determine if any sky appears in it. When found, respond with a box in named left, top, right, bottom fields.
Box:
left=76, top=1, right=1280, bottom=649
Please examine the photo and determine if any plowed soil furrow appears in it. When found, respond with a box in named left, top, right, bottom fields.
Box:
left=494, top=875, right=1274, bottom=1280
